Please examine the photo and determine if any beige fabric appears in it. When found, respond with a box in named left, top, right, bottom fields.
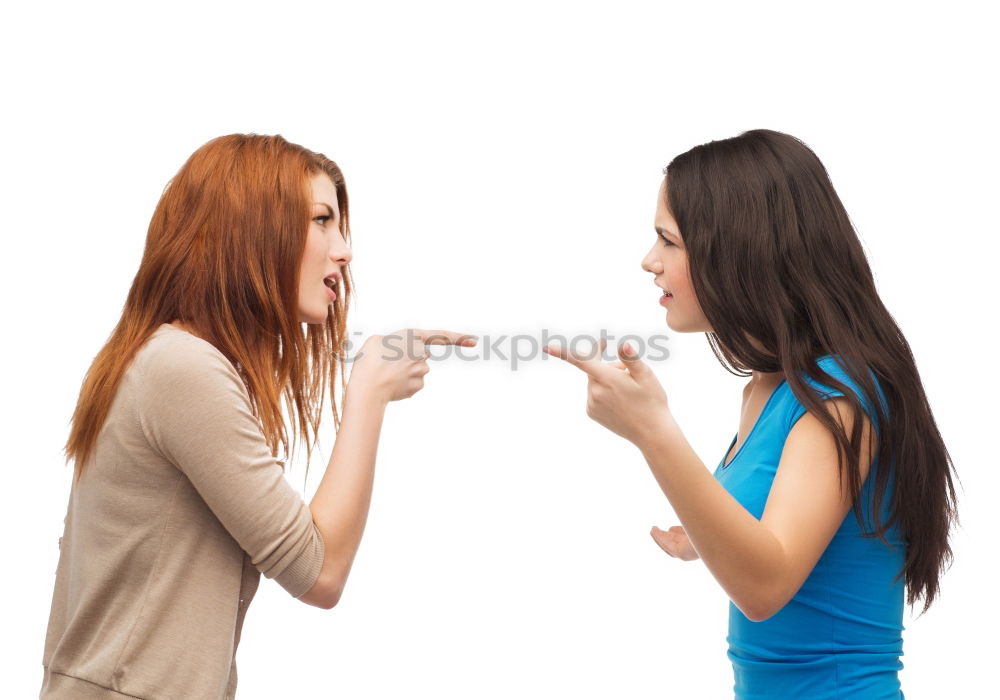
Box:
left=41, top=323, right=325, bottom=699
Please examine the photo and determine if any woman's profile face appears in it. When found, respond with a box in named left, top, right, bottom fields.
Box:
left=641, top=178, right=711, bottom=333
left=298, top=172, right=351, bottom=324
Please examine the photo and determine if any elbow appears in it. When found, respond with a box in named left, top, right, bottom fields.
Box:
left=298, top=569, right=345, bottom=610
left=729, top=565, right=801, bottom=623
left=315, top=578, right=345, bottom=610
left=735, top=588, right=791, bottom=623
left=303, top=583, right=342, bottom=610
left=740, top=601, right=780, bottom=623
left=317, top=589, right=342, bottom=610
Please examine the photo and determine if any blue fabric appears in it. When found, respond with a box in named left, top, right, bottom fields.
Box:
left=713, top=355, right=905, bottom=699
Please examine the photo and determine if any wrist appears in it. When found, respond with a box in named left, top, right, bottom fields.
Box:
left=635, top=411, right=684, bottom=455
left=344, top=376, right=390, bottom=412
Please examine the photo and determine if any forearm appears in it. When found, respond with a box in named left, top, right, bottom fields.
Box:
left=308, top=382, right=388, bottom=597
left=638, top=416, right=789, bottom=619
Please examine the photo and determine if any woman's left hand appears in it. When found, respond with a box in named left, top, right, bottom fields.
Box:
left=543, top=338, right=673, bottom=448
left=650, top=525, right=700, bottom=560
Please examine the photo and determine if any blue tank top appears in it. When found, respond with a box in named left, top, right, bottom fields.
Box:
left=713, top=355, right=905, bottom=699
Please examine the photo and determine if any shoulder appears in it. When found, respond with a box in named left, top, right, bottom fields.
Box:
left=800, top=355, right=859, bottom=394
left=130, top=326, right=258, bottom=447
left=133, top=324, right=243, bottom=395
left=804, top=354, right=886, bottom=417
left=802, top=354, right=883, bottom=394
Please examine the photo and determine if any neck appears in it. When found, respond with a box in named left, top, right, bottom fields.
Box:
left=751, top=369, right=784, bottom=385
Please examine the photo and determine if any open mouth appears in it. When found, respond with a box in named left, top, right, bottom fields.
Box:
left=323, top=276, right=338, bottom=302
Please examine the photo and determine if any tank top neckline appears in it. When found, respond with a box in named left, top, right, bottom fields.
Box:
left=719, top=377, right=788, bottom=469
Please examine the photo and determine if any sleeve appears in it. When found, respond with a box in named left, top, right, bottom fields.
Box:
left=134, top=337, right=325, bottom=599
left=785, top=356, right=888, bottom=437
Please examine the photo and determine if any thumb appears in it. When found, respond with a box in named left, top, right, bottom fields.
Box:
left=650, top=525, right=676, bottom=556
left=618, top=342, right=649, bottom=376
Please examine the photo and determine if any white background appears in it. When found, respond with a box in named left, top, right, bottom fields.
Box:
left=2, top=1, right=996, bottom=697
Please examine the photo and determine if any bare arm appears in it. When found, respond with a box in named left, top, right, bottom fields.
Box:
left=298, top=384, right=387, bottom=609
left=298, top=328, right=476, bottom=610
left=544, top=340, right=873, bottom=622
left=639, top=400, right=873, bottom=621
left=649, top=381, right=755, bottom=561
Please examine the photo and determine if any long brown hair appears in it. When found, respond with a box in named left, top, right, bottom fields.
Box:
left=664, top=129, right=958, bottom=613
left=65, top=133, right=353, bottom=487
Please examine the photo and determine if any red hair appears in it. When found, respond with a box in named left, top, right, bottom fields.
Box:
left=65, top=133, right=353, bottom=484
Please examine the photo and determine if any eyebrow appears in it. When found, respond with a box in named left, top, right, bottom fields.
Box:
left=315, top=202, right=339, bottom=221
left=655, top=226, right=677, bottom=238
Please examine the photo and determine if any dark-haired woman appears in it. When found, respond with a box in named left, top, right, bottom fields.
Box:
left=545, top=129, right=957, bottom=699
left=41, top=133, right=475, bottom=698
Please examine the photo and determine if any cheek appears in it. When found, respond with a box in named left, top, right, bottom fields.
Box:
left=305, top=232, right=327, bottom=269
left=299, top=253, right=320, bottom=289
left=678, top=268, right=693, bottom=292
left=671, top=257, right=692, bottom=290
left=664, top=256, right=682, bottom=282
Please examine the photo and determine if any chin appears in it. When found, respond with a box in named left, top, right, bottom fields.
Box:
left=666, top=311, right=711, bottom=334
left=298, top=306, right=330, bottom=325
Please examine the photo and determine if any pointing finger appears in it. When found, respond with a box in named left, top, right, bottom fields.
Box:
left=409, top=329, right=479, bottom=346
left=543, top=341, right=606, bottom=378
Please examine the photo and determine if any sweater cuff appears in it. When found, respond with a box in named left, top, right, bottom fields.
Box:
left=272, top=521, right=325, bottom=599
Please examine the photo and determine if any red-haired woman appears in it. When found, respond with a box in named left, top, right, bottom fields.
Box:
left=40, top=133, right=475, bottom=699
left=546, top=130, right=957, bottom=699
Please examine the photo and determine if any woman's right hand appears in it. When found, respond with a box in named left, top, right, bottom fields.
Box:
left=347, top=328, right=477, bottom=404
left=650, top=525, right=700, bottom=561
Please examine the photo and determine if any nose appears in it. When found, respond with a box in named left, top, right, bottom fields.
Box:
left=329, top=230, right=353, bottom=265
left=641, top=245, right=662, bottom=274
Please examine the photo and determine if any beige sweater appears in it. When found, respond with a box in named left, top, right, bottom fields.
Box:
left=40, top=323, right=325, bottom=699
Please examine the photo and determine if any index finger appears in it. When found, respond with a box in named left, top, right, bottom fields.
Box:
left=543, top=339, right=608, bottom=378
left=411, top=329, right=478, bottom=346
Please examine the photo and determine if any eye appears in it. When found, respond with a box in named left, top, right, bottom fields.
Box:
left=313, top=215, right=332, bottom=227
left=657, top=232, right=675, bottom=247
